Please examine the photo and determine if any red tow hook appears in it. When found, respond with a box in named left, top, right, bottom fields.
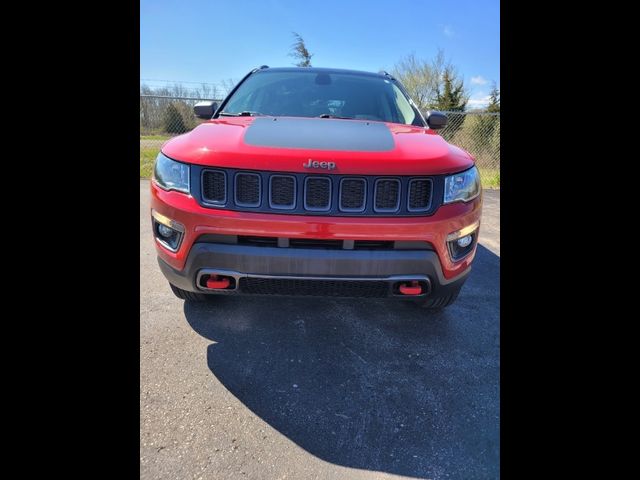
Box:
left=206, top=275, right=231, bottom=289
left=399, top=281, right=422, bottom=295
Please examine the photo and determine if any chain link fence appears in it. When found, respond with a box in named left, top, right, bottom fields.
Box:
left=140, top=95, right=223, bottom=178
left=140, top=95, right=222, bottom=144
left=140, top=95, right=500, bottom=187
left=435, top=111, right=500, bottom=187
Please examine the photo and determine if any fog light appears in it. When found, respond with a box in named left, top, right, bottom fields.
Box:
left=158, top=224, right=174, bottom=238
left=446, top=221, right=479, bottom=262
left=457, top=235, right=473, bottom=248
left=151, top=210, right=185, bottom=253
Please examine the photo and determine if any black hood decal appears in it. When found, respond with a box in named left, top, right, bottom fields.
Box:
left=243, top=117, right=395, bottom=152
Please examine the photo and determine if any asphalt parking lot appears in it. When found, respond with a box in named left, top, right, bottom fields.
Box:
left=140, top=180, right=500, bottom=480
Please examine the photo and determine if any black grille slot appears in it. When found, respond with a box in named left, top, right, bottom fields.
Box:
left=201, top=170, right=226, bottom=204
left=340, top=178, right=366, bottom=211
left=304, top=177, right=331, bottom=211
left=289, top=238, right=343, bottom=249
left=269, top=175, right=296, bottom=209
left=238, top=236, right=278, bottom=247
left=354, top=240, right=394, bottom=250
left=374, top=179, right=401, bottom=212
left=408, top=178, right=432, bottom=211
left=235, top=173, right=261, bottom=206
left=239, top=277, right=390, bottom=297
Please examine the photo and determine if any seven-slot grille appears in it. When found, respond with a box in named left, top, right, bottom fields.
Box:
left=199, top=169, right=435, bottom=216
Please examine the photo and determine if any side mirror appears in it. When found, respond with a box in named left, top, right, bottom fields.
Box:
left=426, top=111, right=448, bottom=130
left=194, top=101, right=218, bottom=119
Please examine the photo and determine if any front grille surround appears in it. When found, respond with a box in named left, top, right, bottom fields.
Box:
left=407, top=178, right=434, bottom=212
left=339, top=178, right=367, bottom=212
left=193, top=166, right=443, bottom=217
left=235, top=172, right=262, bottom=207
left=269, top=175, right=296, bottom=209
left=303, top=176, right=332, bottom=211
left=374, top=178, right=401, bottom=213
left=201, top=169, right=227, bottom=205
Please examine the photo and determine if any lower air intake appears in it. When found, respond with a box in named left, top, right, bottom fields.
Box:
left=239, top=277, right=390, bottom=297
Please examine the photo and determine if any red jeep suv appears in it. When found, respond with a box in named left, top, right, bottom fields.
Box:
left=150, top=66, right=482, bottom=310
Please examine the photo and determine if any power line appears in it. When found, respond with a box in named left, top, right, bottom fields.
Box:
left=140, top=78, right=225, bottom=86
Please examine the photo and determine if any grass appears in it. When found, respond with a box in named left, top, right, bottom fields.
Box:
left=478, top=168, right=500, bottom=189
left=140, top=134, right=171, bottom=141
left=140, top=147, right=500, bottom=188
left=140, top=146, right=160, bottom=178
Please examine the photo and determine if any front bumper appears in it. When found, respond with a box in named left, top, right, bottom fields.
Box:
left=150, top=181, right=483, bottom=280
left=158, top=241, right=471, bottom=299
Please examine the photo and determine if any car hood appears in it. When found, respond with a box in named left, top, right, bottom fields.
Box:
left=161, top=116, right=474, bottom=175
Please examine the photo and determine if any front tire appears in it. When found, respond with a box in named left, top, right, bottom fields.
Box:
left=169, top=284, right=209, bottom=302
left=415, top=291, right=460, bottom=311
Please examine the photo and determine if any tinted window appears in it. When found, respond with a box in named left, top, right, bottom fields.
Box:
left=222, top=70, right=420, bottom=126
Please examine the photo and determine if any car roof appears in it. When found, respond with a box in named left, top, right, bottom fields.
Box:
left=254, top=67, right=390, bottom=79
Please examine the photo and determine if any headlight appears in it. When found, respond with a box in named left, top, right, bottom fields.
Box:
left=153, top=152, right=190, bottom=194
left=443, top=166, right=481, bottom=204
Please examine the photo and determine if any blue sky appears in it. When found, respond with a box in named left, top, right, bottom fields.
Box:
left=141, top=0, right=499, bottom=107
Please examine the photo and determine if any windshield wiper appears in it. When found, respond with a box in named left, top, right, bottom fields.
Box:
left=219, top=111, right=264, bottom=117
left=317, top=114, right=354, bottom=119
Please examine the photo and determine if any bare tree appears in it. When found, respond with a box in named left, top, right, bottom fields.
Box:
left=191, top=83, right=220, bottom=100
left=289, top=32, right=313, bottom=67
left=391, top=50, right=447, bottom=112
left=167, top=83, right=182, bottom=97
left=220, top=78, right=240, bottom=95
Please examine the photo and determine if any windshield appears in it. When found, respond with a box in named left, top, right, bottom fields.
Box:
left=220, top=70, right=421, bottom=126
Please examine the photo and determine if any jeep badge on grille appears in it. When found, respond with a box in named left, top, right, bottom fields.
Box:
left=303, top=159, right=336, bottom=170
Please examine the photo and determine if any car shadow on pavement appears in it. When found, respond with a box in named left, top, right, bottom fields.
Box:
left=183, top=244, right=500, bottom=479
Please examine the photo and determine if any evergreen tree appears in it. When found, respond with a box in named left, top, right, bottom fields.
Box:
left=434, top=68, right=468, bottom=111
left=433, top=67, right=468, bottom=139
left=164, top=102, right=188, bottom=134
left=459, top=80, right=500, bottom=176
left=289, top=32, right=313, bottom=67
left=487, top=82, right=500, bottom=113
